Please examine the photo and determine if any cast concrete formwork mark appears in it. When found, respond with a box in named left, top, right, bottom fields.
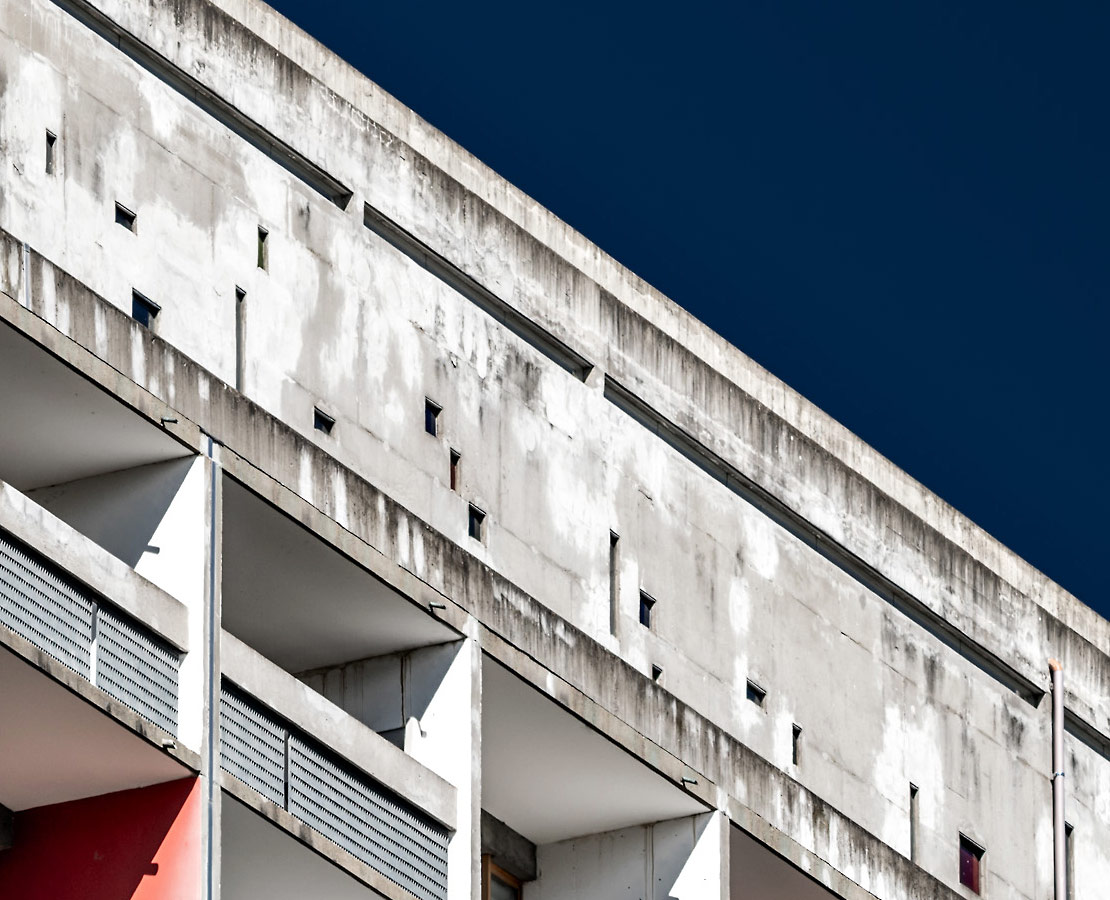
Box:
left=0, top=247, right=977, bottom=900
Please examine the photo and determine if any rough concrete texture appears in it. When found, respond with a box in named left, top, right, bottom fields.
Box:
left=1, top=0, right=1108, bottom=898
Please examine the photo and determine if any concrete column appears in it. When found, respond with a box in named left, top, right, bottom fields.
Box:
left=403, top=632, right=482, bottom=900
left=200, top=442, right=223, bottom=900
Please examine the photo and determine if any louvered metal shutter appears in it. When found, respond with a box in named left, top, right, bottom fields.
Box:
left=0, top=528, right=181, bottom=735
left=289, top=735, right=449, bottom=900
left=219, top=682, right=450, bottom=900
left=96, top=605, right=180, bottom=735
left=219, top=684, right=287, bottom=807
left=0, top=530, right=94, bottom=676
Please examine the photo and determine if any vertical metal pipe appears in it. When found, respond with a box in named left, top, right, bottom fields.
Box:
left=1050, top=659, right=1065, bottom=900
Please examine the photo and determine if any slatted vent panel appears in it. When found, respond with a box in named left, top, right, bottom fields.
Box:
left=97, top=606, right=180, bottom=734
left=0, top=528, right=182, bottom=735
left=219, top=682, right=449, bottom=900
left=219, top=684, right=287, bottom=808
left=0, top=530, right=94, bottom=676
left=289, top=736, right=449, bottom=900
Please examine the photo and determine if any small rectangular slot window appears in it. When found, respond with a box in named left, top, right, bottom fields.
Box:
left=651, top=664, right=663, bottom=682
left=235, top=287, right=247, bottom=391
left=257, top=226, right=268, bottom=269
left=131, top=290, right=159, bottom=329
left=425, top=398, right=442, bottom=436
left=791, top=724, right=802, bottom=766
left=449, top=449, right=461, bottom=491
left=45, top=131, right=57, bottom=174
left=638, top=590, right=655, bottom=629
left=313, top=407, right=335, bottom=435
left=1065, top=822, right=1074, bottom=900
left=115, top=202, right=136, bottom=232
left=608, top=532, right=620, bottom=635
left=468, top=504, right=485, bottom=542
left=746, top=679, right=766, bottom=708
left=959, top=835, right=983, bottom=894
left=909, top=784, right=919, bottom=862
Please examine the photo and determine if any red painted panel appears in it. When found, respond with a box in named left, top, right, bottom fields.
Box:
left=0, top=776, right=201, bottom=899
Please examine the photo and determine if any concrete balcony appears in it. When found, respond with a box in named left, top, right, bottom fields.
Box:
left=0, top=480, right=200, bottom=899
left=219, top=631, right=456, bottom=900
left=0, top=477, right=191, bottom=745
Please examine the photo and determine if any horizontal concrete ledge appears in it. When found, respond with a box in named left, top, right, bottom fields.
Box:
left=363, top=203, right=593, bottom=381
left=0, top=627, right=201, bottom=771
left=220, top=779, right=422, bottom=900
left=50, top=0, right=352, bottom=208
left=603, top=375, right=1046, bottom=707
left=0, top=479, right=190, bottom=651
left=220, top=630, right=456, bottom=829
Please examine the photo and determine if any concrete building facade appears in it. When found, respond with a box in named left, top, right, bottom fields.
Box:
left=0, top=1, right=1107, bottom=898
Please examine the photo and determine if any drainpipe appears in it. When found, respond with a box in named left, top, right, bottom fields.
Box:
left=1049, top=659, right=1065, bottom=900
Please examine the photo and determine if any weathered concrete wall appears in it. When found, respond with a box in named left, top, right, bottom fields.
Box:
left=526, top=813, right=723, bottom=900
left=2, top=1, right=1109, bottom=899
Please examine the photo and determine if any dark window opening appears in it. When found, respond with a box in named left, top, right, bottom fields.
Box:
left=910, top=784, right=919, bottom=863
left=608, top=531, right=620, bottom=635
left=792, top=724, right=802, bottom=765
left=468, top=504, right=485, bottom=542
left=959, top=835, right=983, bottom=894
left=424, top=398, right=441, bottom=436
left=114, top=202, right=136, bottom=232
left=257, top=226, right=268, bottom=269
left=449, top=449, right=461, bottom=491
left=131, top=290, right=159, bottom=329
left=651, top=664, right=663, bottom=682
left=45, top=131, right=56, bottom=174
left=1065, top=822, right=1074, bottom=900
left=746, top=679, right=766, bottom=708
left=313, top=407, right=335, bottom=435
left=235, top=287, right=246, bottom=391
left=638, top=591, right=655, bottom=628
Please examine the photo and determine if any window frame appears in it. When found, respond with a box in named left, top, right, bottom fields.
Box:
left=482, top=855, right=522, bottom=900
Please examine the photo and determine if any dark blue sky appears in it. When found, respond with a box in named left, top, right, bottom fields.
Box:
left=269, top=1, right=1107, bottom=617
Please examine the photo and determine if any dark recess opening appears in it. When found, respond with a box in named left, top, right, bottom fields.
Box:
left=257, top=226, right=268, bottom=269
left=468, top=504, right=485, bottom=542
left=114, top=202, right=136, bottom=232
left=449, top=449, right=460, bottom=491
left=608, top=531, right=620, bottom=635
left=959, top=834, right=983, bottom=894
left=746, top=679, right=766, bottom=708
left=910, top=784, right=919, bottom=862
left=45, top=131, right=57, bottom=174
left=638, top=591, right=655, bottom=629
left=425, top=399, right=442, bottom=437
left=131, top=290, right=159, bottom=329
left=791, top=724, right=802, bottom=765
left=313, top=407, right=335, bottom=435
left=235, top=287, right=246, bottom=391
